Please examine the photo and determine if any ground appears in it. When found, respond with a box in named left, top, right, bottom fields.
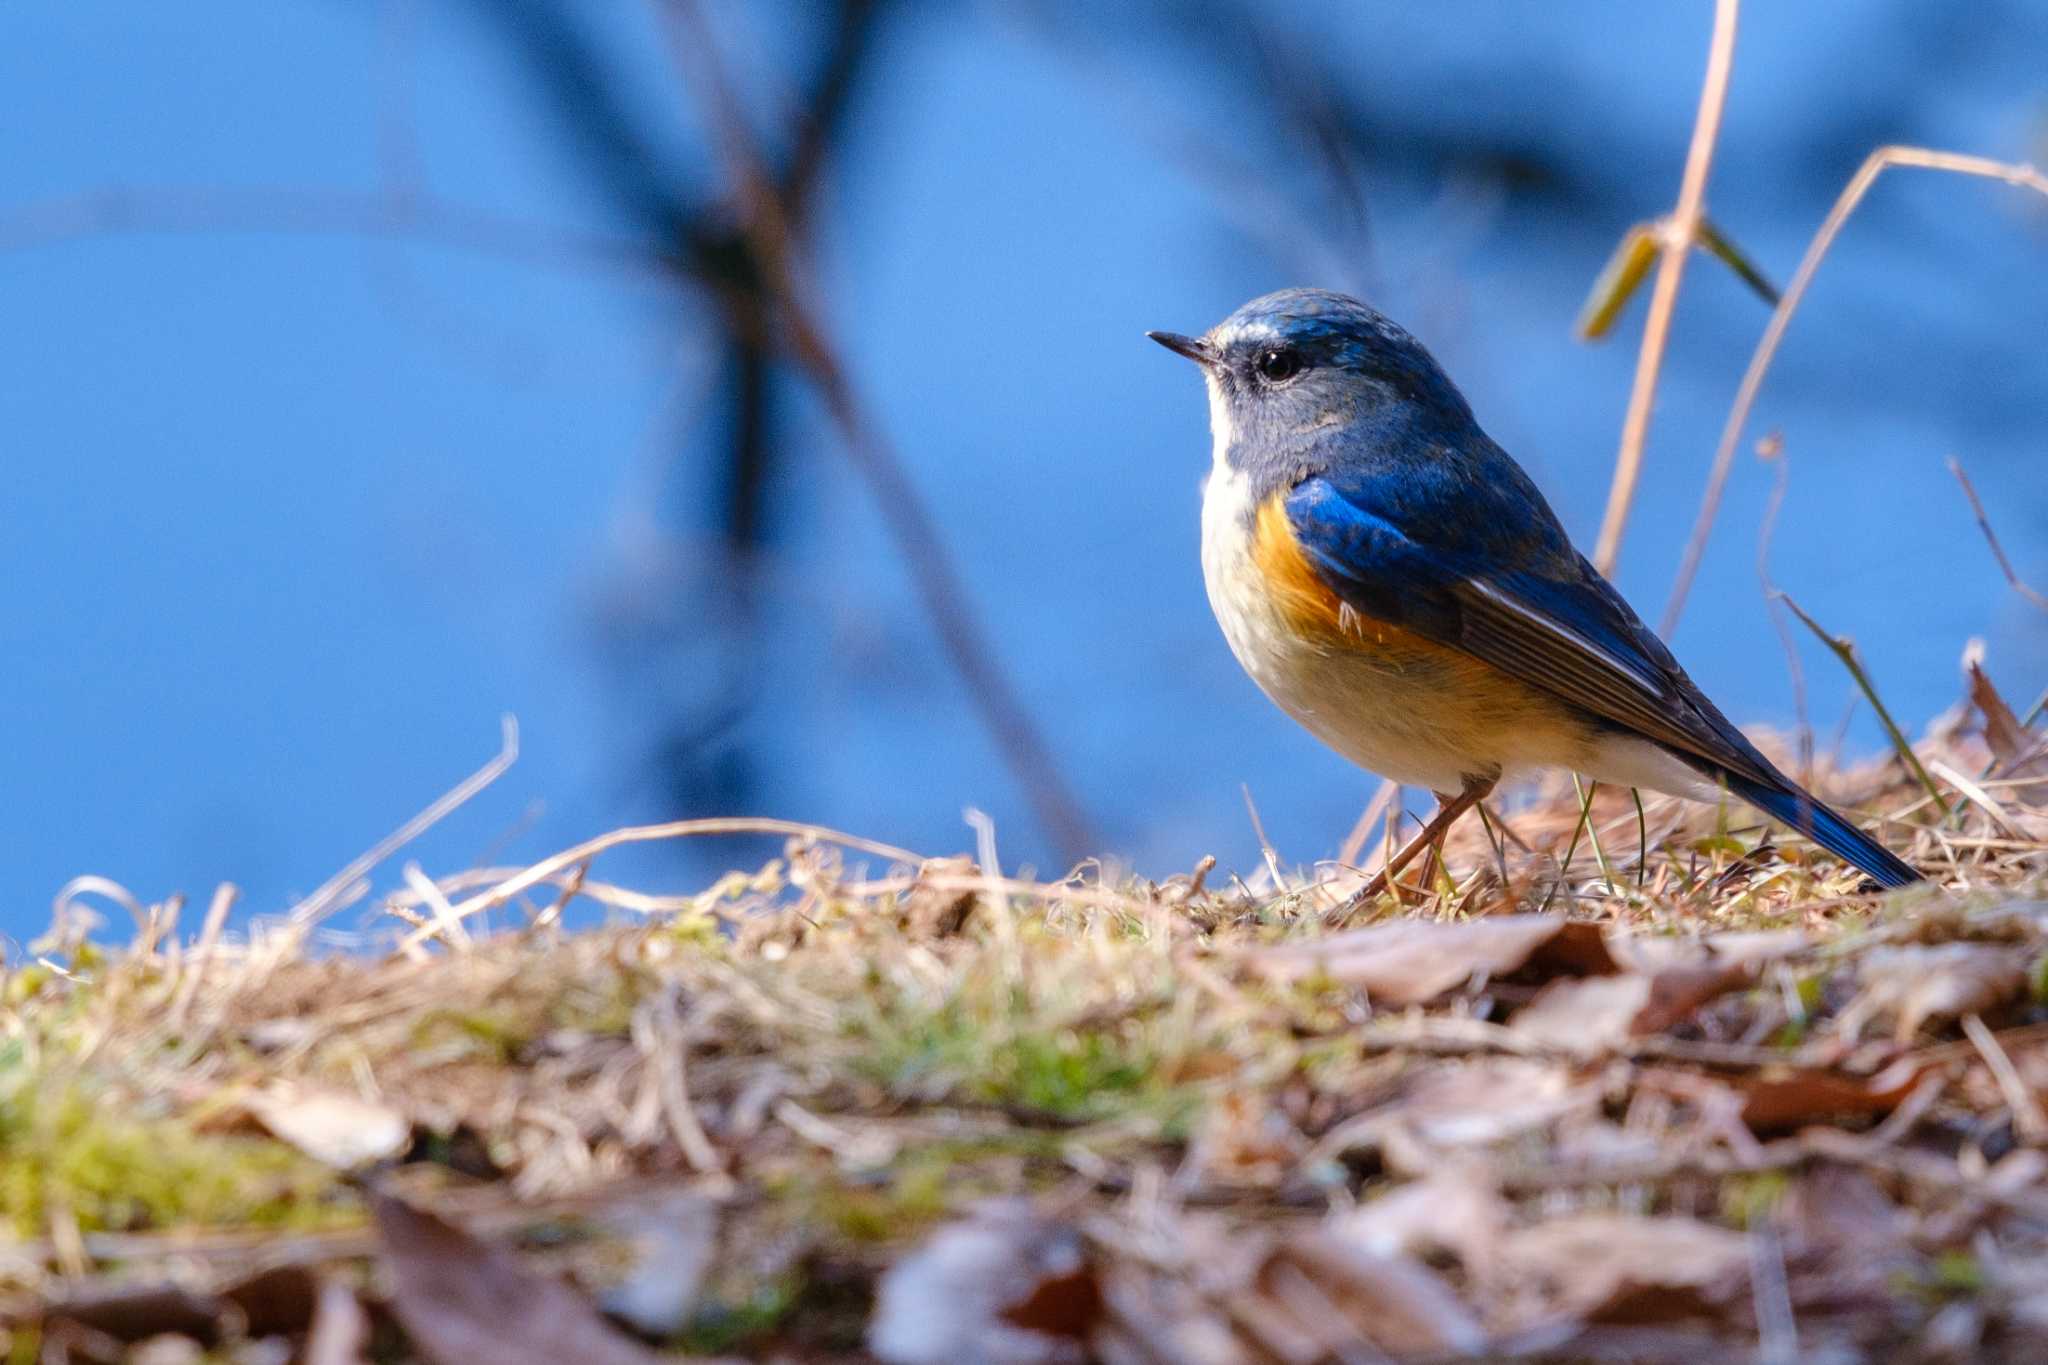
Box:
left=3, top=682, right=2045, bottom=1364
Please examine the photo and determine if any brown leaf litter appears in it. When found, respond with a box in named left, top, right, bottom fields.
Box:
left=2, top=677, right=2047, bottom=1361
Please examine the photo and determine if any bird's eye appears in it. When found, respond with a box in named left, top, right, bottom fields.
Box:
left=1255, top=347, right=1304, bottom=383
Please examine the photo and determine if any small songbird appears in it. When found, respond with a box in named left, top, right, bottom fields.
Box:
left=1149, top=288, right=1919, bottom=897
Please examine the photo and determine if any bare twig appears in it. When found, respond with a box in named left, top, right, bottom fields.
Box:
left=1335, top=779, right=1401, bottom=871
left=1776, top=594, right=1948, bottom=816
left=399, top=816, right=925, bottom=951
left=1591, top=0, right=1740, bottom=574
left=1948, top=456, right=2048, bottom=614
left=1962, top=1013, right=2048, bottom=1144
left=1754, top=438, right=1812, bottom=779
left=1241, top=785, right=1287, bottom=889
left=290, top=715, right=520, bottom=928
left=1661, top=147, right=2048, bottom=634
left=165, top=883, right=238, bottom=1035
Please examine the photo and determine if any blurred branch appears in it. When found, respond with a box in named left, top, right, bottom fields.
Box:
left=1591, top=0, right=1739, bottom=575
left=1947, top=455, right=2048, bottom=615
left=1660, top=146, right=2048, bottom=637
left=0, top=183, right=671, bottom=278
left=655, top=0, right=1096, bottom=861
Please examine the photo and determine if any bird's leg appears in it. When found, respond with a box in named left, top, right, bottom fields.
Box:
left=1410, top=790, right=1460, bottom=896
left=1334, top=776, right=1496, bottom=921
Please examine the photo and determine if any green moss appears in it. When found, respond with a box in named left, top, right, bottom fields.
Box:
left=854, top=988, right=1194, bottom=1126
left=1718, top=1170, right=1789, bottom=1228
left=0, top=1074, right=344, bottom=1236
left=677, top=1274, right=803, bottom=1354
left=411, top=1007, right=532, bottom=1063
left=1897, top=1250, right=1986, bottom=1301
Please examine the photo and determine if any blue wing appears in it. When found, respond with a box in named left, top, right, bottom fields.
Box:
left=1284, top=467, right=1919, bottom=887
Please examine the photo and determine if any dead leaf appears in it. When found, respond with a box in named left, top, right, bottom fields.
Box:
left=245, top=1085, right=411, bottom=1170
left=1501, top=1215, right=1748, bottom=1324
left=1966, top=645, right=2048, bottom=798
left=1180, top=1090, right=1306, bottom=1190
left=1510, top=960, right=1756, bottom=1055
left=370, top=1190, right=665, bottom=1365
left=38, top=1282, right=220, bottom=1346
left=1778, top=1165, right=1912, bottom=1292
left=1848, top=944, right=2029, bottom=1041
left=1251, top=1232, right=1487, bottom=1357
left=1331, top=1169, right=1507, bottom=1284
left=870, top=1202, right=1097, bottom=1365
left=1606, top=927, right=1809, bottom=973
left=1248, top=914, right=1590, bottom=1005
left=219, top=1262, right=320, bottom=1339
left=598, top=1191, right=719, bottom=1339
left=1354, top=1059, right=1597, bottom=1167
left=1737, top=1057, right=1929, bottom=1133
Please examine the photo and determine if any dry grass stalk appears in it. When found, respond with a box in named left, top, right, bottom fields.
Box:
left=1590, top=0, right=1741, bottom=574
left=1661, top=147, right=2048, bottom=635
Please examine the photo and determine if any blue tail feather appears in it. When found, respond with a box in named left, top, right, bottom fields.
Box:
left=1722, top=772, right=1919, bottom=889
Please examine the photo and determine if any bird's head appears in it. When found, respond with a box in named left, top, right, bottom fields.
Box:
left=1149, top=288, right=1476, bottom=476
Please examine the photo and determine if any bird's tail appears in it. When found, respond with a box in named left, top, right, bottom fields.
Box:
left=1721, top=771, right=1920, bottom=888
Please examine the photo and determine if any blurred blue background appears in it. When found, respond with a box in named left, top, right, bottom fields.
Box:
left=3, top=1, right=2044, bottom=936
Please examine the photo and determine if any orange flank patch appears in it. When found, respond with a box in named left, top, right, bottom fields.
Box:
left=1251, top=495, right=1410, bottom=647
left=1245, top=494, right=1591, bottom=765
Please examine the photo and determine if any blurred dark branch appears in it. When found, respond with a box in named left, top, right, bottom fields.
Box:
left=450, top=0, right=696, bottom=244
left=655, top=0, right=1097, bottom=861
left=0, top=184, right=671, bottom=279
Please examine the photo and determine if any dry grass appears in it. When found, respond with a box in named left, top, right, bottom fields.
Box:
left=2, top=665, right=2044, bottom=1362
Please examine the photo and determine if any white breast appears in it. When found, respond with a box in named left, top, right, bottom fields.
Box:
left=1194, top=376, right=1608, bottom=796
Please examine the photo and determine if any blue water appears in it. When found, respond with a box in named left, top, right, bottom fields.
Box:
left=2, top=2, right=2043, bottom=937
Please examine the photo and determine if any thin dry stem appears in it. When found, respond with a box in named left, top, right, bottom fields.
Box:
left=1661, top=147, right=2048, bottom=635
left=1590, top=0, right=1740, bottom=574
left=1948, top=455, right=2048, bottom=614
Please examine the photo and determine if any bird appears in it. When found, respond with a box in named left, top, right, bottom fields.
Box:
left=1148, top=287, right=1919, bottom=902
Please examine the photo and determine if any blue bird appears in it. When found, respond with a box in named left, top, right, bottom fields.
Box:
left=1149, top=288, right=1919, bottom=898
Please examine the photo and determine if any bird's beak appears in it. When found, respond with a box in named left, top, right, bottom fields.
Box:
left=1146, top=331, right=1214, bottom=366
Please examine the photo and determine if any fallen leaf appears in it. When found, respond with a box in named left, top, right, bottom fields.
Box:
left=1736, top=1057, right=1929, bottom=1132
left=245, top=1085, right=411, bottom=1170
left=1501, top=1215, right=1748, bottom=1324
left=219, top=1262, right=319, bottom=1339
left=869, top=1201, right=1097, bottom=1365
left=1606, top=927, right=1809, bottom=973
left=1848, top=944, right=2029, bottom=1041
left=1966, top=645, right=2048, bottom=790
left=1331, top=1169, right=1507, bottom=1284
left=1248, top=914, right=1587, bottom=1005
left=1252, top=1231, right=1487, bottom=1356
left=38, top=1282, right=220, bottom=1346
left=597, top=1191, right=720, bottom=1339
left=1363, top=1059, right=1596, bottom=1161
left=370, top=1190, right=665, bottom=1365
left=1510, top=960, right=1756, bottom=1055
left=1180, top=1089, right=1307, bottom=1190
left=1779, top=1165, right=1913, bottom=1294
